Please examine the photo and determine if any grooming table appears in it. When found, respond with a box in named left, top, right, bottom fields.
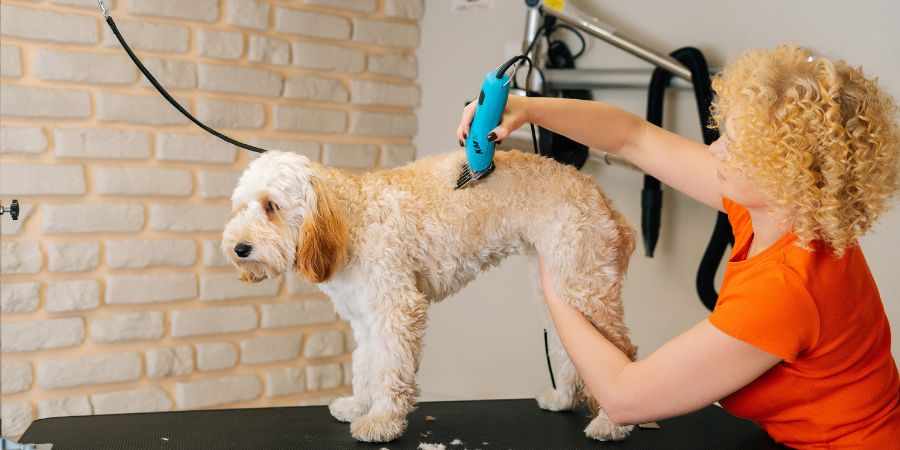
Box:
left=21, top=399, right=783, bottom=449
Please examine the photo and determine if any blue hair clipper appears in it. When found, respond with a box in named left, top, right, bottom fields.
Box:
left=456, top=57, right=521, bottom=189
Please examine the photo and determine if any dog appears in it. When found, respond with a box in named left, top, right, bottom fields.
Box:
left=222, top=149, right=638, bottom=442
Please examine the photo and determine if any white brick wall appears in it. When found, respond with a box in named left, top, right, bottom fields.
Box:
left=1, top=0, right=421, bottom=434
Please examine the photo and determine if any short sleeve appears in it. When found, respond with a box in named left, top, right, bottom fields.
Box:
left=722, top=197, right=752, bottom=236
left=709, top=265, right=821, bottom=362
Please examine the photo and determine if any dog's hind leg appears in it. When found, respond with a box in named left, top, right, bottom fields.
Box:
left=349, top=283, right=428, bottom=443
left=530, top=259, right=579, bottom=411
left=329, top=321, right=373, bottom=423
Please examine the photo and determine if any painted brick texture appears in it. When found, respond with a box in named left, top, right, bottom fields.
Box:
left=0, top=0, right=422, bottom=438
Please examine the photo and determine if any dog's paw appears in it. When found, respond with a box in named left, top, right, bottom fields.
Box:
left=350, top=414, right=406, bottom=442
left=584, top=410, right=633, bottom=441
left=535, top=386, right=576, bottom=411
left=329, top=396, right=369, bottom=423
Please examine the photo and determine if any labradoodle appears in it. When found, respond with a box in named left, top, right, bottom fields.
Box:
left=222, top=149, right=637, bottom=442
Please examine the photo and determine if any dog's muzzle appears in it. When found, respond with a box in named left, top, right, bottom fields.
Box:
left=234, top=242, right=253, bottom=258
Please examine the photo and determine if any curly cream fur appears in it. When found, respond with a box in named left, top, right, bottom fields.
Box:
left=222, top=149, right=637, bottom=442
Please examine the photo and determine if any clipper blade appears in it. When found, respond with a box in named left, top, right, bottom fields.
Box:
left=455, top=162, right=495, bottom=189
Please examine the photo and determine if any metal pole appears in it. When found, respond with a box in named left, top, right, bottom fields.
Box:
left=540, top=1, right=692, bottom=82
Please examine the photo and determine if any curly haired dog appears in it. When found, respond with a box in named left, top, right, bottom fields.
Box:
left=222, top=149, right=638, bottom=442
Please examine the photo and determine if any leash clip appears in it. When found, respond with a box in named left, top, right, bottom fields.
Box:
left=97, top=0, right=109, bottom=17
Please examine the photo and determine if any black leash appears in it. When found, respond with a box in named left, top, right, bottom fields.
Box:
left=97, top=0, right=269, bottom=154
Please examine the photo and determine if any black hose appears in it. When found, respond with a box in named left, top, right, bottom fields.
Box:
left=641, top=47, right=733, bottom=310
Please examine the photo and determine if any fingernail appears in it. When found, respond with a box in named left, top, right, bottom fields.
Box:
left=458, top=139, right=465, bottom=147
left=487, top=132, right=497, bottom=142
left=463, top=132, right=467, bottom=139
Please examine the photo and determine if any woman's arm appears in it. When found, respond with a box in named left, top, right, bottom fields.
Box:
left=538, top=256, right=781, bottom=425
left=457, top=96, right=725, bottom=211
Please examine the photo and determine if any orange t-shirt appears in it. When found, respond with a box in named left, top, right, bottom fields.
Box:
left=708, top=197, right=900, bottom=449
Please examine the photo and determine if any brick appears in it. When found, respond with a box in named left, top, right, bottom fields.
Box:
left=0, top=242, right=41, bottom=275
left=34, top=49, right=136, bottom=84
left=47, top=242, right=100, bottom=272
left=322, top=144, right=378, bottom=168
left=107, top=273, right=196, bottom=304
left=102, top=19, right=189, bottom=53
left=349, top=111, right=416, bottom=136
left=343, top=360, right=352, bottom=385
left=305, top=0, right=375, bottom=12
left=127, top=0, right=218, bottom=23
left=46, top=280, right=100, bottom=312
left=106, top=239, right=196, bottom=269
left=156, top=132, right=237, bottom=164
left=91, top=311, right=164, bottom=343
left=265, top=367, right=305, bottom=397
left=349, top=80, right=420, bottom=107
left=1, top=126, right=47, bottom=155
left=140, top=59, right=197, bottom=90
left=1, top=361, right=32, bottom=394
left=198, top=64, right=283, bottom=97
left=285, top=273, right=321, bottom=295
left=306, top=363, right=342, bottom=391
left=0, top=4, right=98, bottom=44
left=0, top=204, right=34, bottom=236
left=291, top=41, right=365, bottom=73
left=38, top=352, right=141, bottom=389
left=199, top=171, right=241, bottom=199
left=146, top=345, right=194, bottom=379
left=0, top=164, right=85, bottom=196
left=37, top=395, right=91, bottom=419
left=197, top=29, right=244, bottom=59
left=200, top=273, right=281, bottom=301
left=1, top=317, right=84, bottom=353
left=226, top=0, right=270, bottom=30
left=1, top=402, right=32, bottom=437
left=303, top=329, right=344, bottom=358
left=50, top=0, right=116, bottom=8
left=284, top=76, right=348, bottom=103
left=197, top=99, right=264, bottom=129
left=381, top=144, right=416, bottom=167
left=54, top=128, right=152, bottom=160
left=275, top=8, right=350, bottom=40
left=260, top=300, right=336, bottom=329
left=248, top=36, right=290, bottom=65
left=176, top=374, right=261, bottom=409
left=368, top=53, right=417, bottom=78
left=97, top=92, right=190, bottom=126
left=0, top=85, right=90, bottom=118
left=97, top=167, right=193, bottom=197
left=274, top=106, right=346, bottom=134
left=91, top=387, right=172, bottom=415
left=43, top=203, right=144, bottom=234
left=1, top=282, right=39, bottom=314
left=151, top=204, right=231, bottom=233
left=252, top=139, right=319, bottom=161
left=203, top=239, right=232, bottom=267
left=240, top=333, right=302, bottom=364
left=384, top=0, right=424, bottom=19
left=1, top=44, right=22, bottom=77
left=196, top=342, right=237, bottom=371
left=353, top=19, right=419, bottom=48
left=170, top=305, right=257, bottom=337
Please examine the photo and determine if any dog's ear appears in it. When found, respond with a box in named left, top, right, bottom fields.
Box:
left=295, top=176, right=348, bottom=283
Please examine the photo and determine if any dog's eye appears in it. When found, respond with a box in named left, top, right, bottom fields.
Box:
left=265, top=201, right=278, bottom=213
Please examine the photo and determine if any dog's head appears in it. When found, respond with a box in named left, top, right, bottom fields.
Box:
left=222, top=151, right=348, bottom=284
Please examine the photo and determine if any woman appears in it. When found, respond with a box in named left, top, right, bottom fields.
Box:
left=456, top=44, right=900, bottom=448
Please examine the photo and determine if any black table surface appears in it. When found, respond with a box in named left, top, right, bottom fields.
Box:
left=21, top=398, right=783, bottom=449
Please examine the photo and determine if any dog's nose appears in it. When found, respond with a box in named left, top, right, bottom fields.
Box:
left=234, top=243, right=252, bottom=258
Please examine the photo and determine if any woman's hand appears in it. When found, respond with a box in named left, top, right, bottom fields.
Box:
left=456, top=94, right=530, bottom=146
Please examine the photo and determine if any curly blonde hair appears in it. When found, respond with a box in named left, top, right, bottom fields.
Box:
left=711, top=43, right=900, bottom=256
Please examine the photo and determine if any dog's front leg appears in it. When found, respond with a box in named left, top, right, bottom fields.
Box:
left=330, top=323, right=373, bottom=422
left=348, top=286, right=428, bottom=443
